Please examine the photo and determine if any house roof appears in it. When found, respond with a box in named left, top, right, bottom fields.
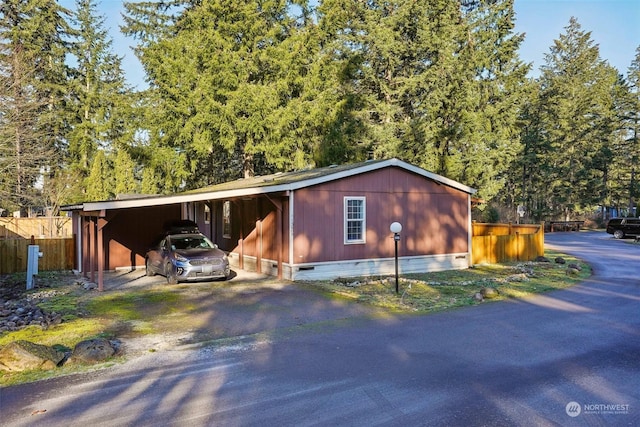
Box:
left=63, top=158, right=476, bottom=212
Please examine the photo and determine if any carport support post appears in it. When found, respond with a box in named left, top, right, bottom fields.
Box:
left=264, top=194, right=284, bottom=280
left=97, top=217, right=107, bottom=292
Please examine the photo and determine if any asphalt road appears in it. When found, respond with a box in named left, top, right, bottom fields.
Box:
left=1, top=231, right=639, bottom=426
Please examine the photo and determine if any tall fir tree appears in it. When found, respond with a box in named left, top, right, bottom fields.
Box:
left=0, top=0, right=70, bottom=213
left=123, top=0, right=313, bottom=188
left=85, top=149, right=110, bottom=201
left=618, top=46, right=640, bottom=215
left=315, top=0, right=528, bottom=201
left=66, top=0, right=133, bottom=202
left=455, top=0, right=530, bottom=202
left=534, top=17, right=621, bottom=219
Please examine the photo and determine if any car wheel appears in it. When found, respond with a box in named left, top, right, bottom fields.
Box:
left=165, top=262, right=178, bottom=285
left=613, top=230, right=624, bottom=239
left=145, top=259, right=155, bottom=277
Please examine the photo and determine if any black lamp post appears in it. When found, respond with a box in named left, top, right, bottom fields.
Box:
left=390, top=222, right=402, bottom=294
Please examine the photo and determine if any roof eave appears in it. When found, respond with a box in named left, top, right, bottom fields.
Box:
left=63, top=158, right=476, bottom=212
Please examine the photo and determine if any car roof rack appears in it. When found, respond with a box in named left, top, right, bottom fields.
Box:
left=163, top=219, right=200, bottom=234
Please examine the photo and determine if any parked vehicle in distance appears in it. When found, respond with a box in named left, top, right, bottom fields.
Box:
left=605, top=217, right=640, bottom=239
left=146, top=232, right=230, bottom=284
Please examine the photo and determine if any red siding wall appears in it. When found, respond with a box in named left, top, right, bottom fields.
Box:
left=292, top=167, right=469, bottom=263
left=211, top=196, right=290, bottom=264
left=104, top=205, right=181, bottom=269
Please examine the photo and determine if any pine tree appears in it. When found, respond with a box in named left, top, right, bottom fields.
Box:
left=455, top=0, right=530, bottom=201
left=0, top=0, right=70, bottom=213
left=628, top=47, right=640, bottom=213
left=113, top=149, right=138, bottom=196
left=315, top=0, right=528, bottom=201
left=123, top=0, right=314, bottom=187
left=66, top=0, right=133, bottom=202
left=605, top=46, right=640, bottom=216
left=533, top=17, right=621, bottom=219
left=85, top=149, right=110, bottom=201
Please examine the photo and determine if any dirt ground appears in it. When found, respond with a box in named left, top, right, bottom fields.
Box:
left=94, top=268, right=381, bottom=357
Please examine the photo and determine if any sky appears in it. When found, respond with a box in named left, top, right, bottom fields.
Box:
left=63, top=0, right=640, bottom=89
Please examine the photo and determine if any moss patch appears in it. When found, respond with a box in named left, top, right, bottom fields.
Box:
left=86, top=290, right=182, bottom=320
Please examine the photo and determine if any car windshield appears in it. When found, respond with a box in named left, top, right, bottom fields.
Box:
left=171, top=235, right=215, bottom=250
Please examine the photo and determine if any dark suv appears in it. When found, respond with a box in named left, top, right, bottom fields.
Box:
left=606, top=218, right=640, bottom=239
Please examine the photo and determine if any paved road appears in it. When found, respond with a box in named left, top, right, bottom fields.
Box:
left=2, top=231, right=639, bottom=426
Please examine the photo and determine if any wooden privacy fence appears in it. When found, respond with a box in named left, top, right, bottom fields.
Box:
left=0, top=216, right=72, bottom=239
left=0, top=237, right=75, bottom=275
left=471, top=222, right=544, bottom=264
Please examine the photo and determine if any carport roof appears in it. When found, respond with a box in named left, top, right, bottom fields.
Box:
left=62, top=158, right=476, bottom=212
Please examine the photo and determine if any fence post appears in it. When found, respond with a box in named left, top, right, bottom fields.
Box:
left=539, top=221, right=545, bottom=257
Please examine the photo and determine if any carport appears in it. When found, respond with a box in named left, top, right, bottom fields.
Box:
left=63, top=189, right=289, bottom=291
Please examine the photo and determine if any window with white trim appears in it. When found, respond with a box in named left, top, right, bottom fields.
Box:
left=222, top=201, right=231, bottom=238
left=344, top=197, right=366, bottom=244
left=204, top=204, right=211, bottom=224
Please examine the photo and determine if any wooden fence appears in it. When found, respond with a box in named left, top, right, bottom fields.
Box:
left=471, top=222, right=544, bottom=264
left=0, top=216, right=72, bottom=239
left=0, top=237, right=75, bottom=275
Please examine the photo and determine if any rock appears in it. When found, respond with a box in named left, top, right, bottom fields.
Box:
left=506, top=273, right=529, bottom=282
left=83, top=282, right=98, bottom=290
left=0, top=340, right=65, bottom=372
left=535, top=256, right=551, bottom=263
left=480, top=287, right=499, bottom=299
left=566, top=267, right=580, bottom=276
left=474, top=292, right=484, bottom=302
left=68, top=338, right=118, bottom=364
left=555, top=257, right=566, bottom=264
left=568, top=263, right=582, bottom=271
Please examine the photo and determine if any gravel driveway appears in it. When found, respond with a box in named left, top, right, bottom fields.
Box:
left=97, top=268, right=379, bottom=355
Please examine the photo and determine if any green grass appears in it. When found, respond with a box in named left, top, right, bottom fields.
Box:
left=307, top=250, right=590, bottom=313
left=86, top=290, right=183, bottom=320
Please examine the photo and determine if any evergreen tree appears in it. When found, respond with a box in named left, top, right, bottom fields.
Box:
left=455, top=0, right=530, bottom=201
left=85, top=149, right=110, bottom=200
left=113, top=149, right=138, bottom=196
left=534, top=18, right=621, bottom=219
left=0, top=0, right=70, bottom=213
left=66, top=0, right=132, bottom=202
left=619, top=46, right=640, bottom=215
left=315, top=0, right=528, bottom=201
left=502, top=80, right=545, bottom=221
left=123, top=0, right=313, bottom=187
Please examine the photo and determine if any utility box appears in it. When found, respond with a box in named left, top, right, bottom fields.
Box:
left=26, top=245, right=42, bottom=290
